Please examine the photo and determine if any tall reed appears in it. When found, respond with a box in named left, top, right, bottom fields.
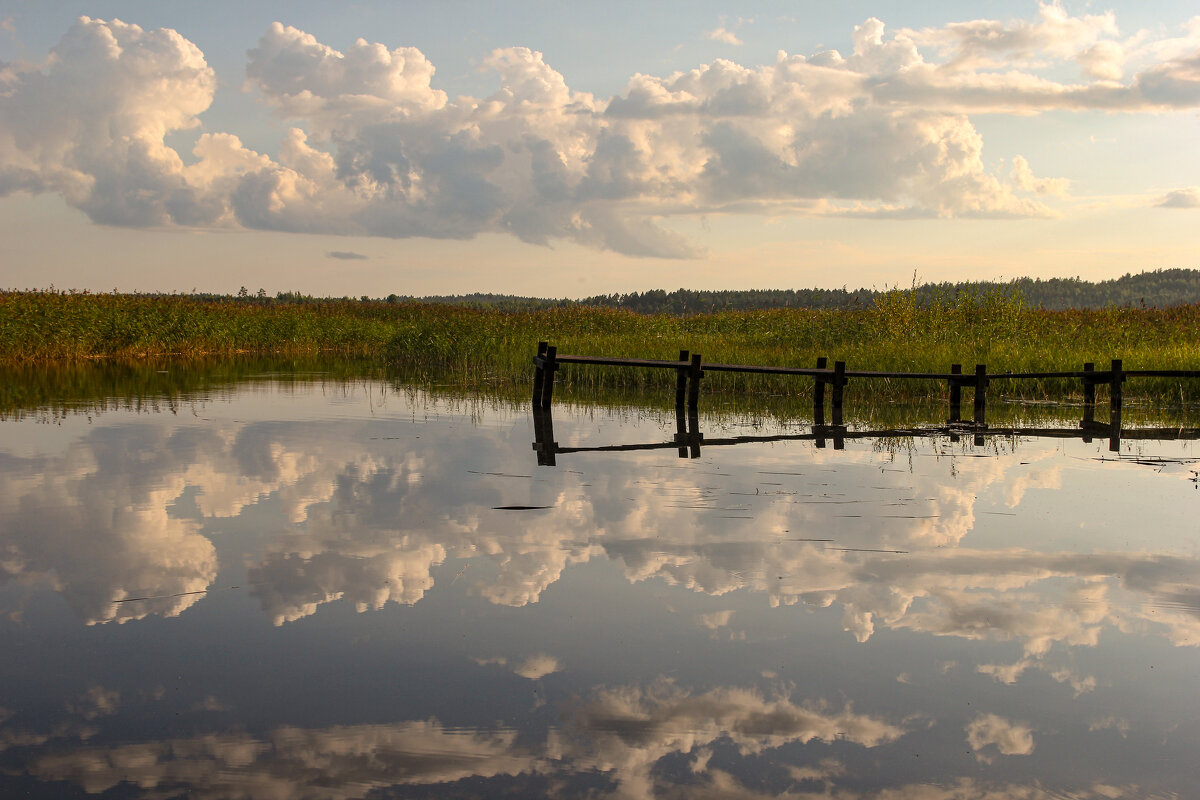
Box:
left=4, top=288, right=1200, bottom=402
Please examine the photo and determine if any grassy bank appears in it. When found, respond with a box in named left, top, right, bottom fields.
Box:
left=4, top=289, right=1200, bottom=402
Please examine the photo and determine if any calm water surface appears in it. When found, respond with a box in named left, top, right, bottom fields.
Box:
left=1, top=374, right=1198, bottom=798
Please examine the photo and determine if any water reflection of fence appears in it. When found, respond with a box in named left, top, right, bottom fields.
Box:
left=533, top=341, right=1200, bottom=438
left=531, top=405, right=1200, bottom=466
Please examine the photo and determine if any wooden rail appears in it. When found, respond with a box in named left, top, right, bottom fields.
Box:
left=533, top=342, right=1200, bottom=446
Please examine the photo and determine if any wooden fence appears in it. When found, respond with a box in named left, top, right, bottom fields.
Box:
left=532, top=341, right=1200, bottom=435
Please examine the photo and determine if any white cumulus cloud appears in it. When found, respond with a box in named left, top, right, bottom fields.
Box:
left=6, top=9, right=1199, bottom=258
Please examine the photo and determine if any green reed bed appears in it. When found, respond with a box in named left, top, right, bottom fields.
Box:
left=6, top=355, right=1197, bottom=438
left=4, top=288, right=1200, bottom=403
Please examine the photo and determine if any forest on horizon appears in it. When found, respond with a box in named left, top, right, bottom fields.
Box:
left=395, top=268, right=1200, bottom=313
left=92, top=268, right=1200, bottom=314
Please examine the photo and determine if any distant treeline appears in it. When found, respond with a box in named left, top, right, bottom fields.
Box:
left=402, top=269, right=1200, bottom=313
left=47, top=268, right=1199, bottom=313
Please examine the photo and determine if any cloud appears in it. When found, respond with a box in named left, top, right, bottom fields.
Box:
left=697, top=609, right=734, bottom=630
left=66, top=687, right=120, bottom=721
left=8, top=395, right=1200, bottom=661
left=1078, top=40, right=1125, bottom=80
left=965, top=713, right=1035, bottom=762
left=1010, top=155, right=1069, bottom=197
left=0, top=428, right=218, bottom=625
left=4, top=672, right=908, bottom=799
left=1089, top=715, right=1130, bottom=736
left=977, top=657, right=1095, bottom=695
left=478, top=654, right=562, bottom=682
left=7, top=9, right=1199, bottom=257
left=244, top=22, right=446, bottom=124
left=555, top=680, right=906, bottom=796
left=5, top=396, right=1200, bottom=798
left=512, top=653, right=560, bottom=680
left=0, top=17, right=217, bottom=224
left=705, top=26, right=743, bottom=46
left=901, top=3, right=1119, bottom=70
left=249, top=541, right=445, bottom=626
left=325, top=250, right=368, bottom=260
left=1156, top=187, right=1200, bottom=208
left=25, top=721, right=539, bottom=798
left=7, top=681, right=1080, bottom=800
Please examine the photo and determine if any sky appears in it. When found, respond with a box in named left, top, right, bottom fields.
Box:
left=1, top=1, right=1198, bottom=298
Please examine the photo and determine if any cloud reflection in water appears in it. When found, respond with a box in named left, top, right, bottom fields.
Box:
left=2, top=385, right=1199, bottom=796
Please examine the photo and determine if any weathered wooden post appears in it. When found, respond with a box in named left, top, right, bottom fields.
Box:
left=832, top=360, right=846, bottom=427
left=813, top=357, right=827, bottom=426
left=973, top=364, right=987, bottom=426
left=675, top=349, right=690, bottom=410
left=532, top=341, right=548, bottom=408
left=1108, top=359, right=1123, bottom=411
left=1109, top=358, right=1123, bottom=452
left=949, top=364, right=962, bottom=423
left=539, top=345, right=558, bottom=409
left=814, top=358, right=827, bottom=447
left=1081, top=362, right=1096, bottom=436
left=687, top=353, right=703, bottom=413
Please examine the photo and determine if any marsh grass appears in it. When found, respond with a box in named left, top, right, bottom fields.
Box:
left=6, top=353, right=1200, bottom=434
left=5, top=288, right=1200, bottom=403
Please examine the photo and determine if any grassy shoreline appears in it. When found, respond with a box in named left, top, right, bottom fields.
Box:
left=5, top=289, right=1200, bottom=402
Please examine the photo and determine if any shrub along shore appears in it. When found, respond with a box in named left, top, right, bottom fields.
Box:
left=4, top=288, right=1200, bottom=403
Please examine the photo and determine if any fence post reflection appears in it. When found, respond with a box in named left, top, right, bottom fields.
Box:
left=1109, top=358, right=1124, bottom=452
left=530, top=409, right=1179, bottom=469
left=673, top=405, right=702, bottom=458
left=532, top=407, right=557, bottom=466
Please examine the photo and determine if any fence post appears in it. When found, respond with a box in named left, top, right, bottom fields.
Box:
left=949, top=364, right=962, bottom=423
left=1082, top=362, right=1096, bottom=407
left=539, top=345, right=558, bottom=409
left=675, top=349, right=690, bottom=410
left=973, top=364, right=987, bottom=426
left=813, top=357, right=827, bottom=426
left=1109, top=359, right=1123, bottom=410
left=532, top=341, right=548, bottom=408
left=814, top=356, right=828, bottom=449
left=1109, top=359, right=1123, bottom=452
left=687, top=353, right=703, bottom=413
left=832, top=361, right=846, bottom=427
left=1081, top=361, right=1096, bottom=434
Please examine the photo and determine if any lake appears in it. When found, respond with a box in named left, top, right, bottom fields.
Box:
left=1, top=366, right=1198, bottom=798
